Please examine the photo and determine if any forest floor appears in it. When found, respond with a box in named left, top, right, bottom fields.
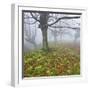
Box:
left=24, top=43, right=80, bottom=77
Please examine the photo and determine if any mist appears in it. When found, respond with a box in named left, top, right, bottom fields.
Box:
left=23, top=12, right=80, bottom=52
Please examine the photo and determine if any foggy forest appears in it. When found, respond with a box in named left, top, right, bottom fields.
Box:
left=23, top=10, right=80, bottom=77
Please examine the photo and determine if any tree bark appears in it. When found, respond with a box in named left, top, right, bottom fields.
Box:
left=41, top=28, right=48, bottom=51
left=40, top=13, right=49, bottom=51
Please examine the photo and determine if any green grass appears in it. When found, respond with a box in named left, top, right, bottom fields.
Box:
left=24, top=44, right=80, bottom=77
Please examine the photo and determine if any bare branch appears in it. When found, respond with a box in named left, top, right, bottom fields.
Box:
left=30, top=13, right=40, bottom=23
left=49, top=26, right=80, bottom=30
left=48, top=16, right=80, bottom=26
left=24, top=20, right=37, bottom=25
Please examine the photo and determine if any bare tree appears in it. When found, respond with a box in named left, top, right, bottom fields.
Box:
left=24, top=12, right=81, bottom=51
left=24, top=13, right=37, bottom=48
left=49, top=20, right=80, bottom=43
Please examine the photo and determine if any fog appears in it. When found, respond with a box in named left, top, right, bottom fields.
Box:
left=23, top=12, right=81, bottom=52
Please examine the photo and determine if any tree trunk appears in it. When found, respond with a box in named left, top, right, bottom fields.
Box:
left=54, top=34, right=57, bottom=47
left=41, top=28, right=48, bottom=51
left=60, top=31, right=63, bottom=43
left=40, top=13, right=49, bottom=51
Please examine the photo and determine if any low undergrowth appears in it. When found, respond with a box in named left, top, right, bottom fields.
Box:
left=24, top=45, right=80, bottom=77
